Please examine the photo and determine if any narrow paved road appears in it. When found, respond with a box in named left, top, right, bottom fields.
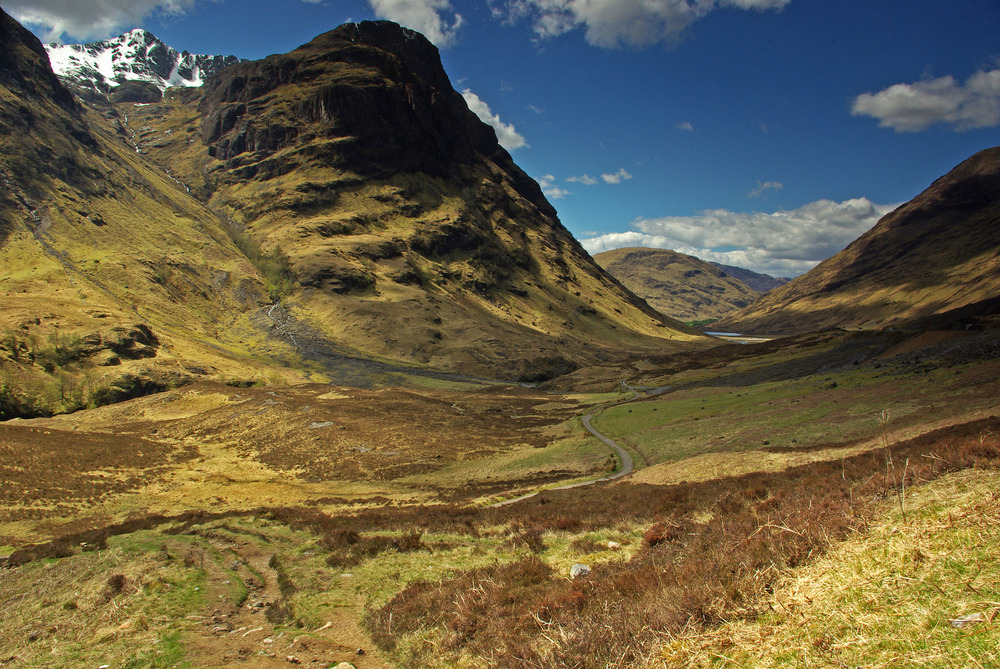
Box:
left=581, top=411, right=633, bottom=481
left=491, top=383, right=661, bottom=507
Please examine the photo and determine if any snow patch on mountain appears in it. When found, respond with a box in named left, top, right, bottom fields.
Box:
left=45, top=29, right=240, bottom=96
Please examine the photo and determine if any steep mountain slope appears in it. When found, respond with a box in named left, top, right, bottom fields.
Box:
left=45, top=29, right=239, bottom=101
left=126, top=21, right=703, bottom=380
left=593, top=247, right=761, bottom=323
left=717, top=147, right=1000, bottom=334
left=0, top=9, right=295, bottom=417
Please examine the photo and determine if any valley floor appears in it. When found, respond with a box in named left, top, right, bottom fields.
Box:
left=1, top=327, right=998, bottom=667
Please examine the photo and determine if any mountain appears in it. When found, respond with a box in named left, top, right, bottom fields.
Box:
left=708, top=262, right=789, bottom=293
left=122, top=20, right=704, bottom=380
left=0, top=9, right=293, bottom=418
left=593, top=247, right=760, bottom=323
left=44, top=29, right=240, bottom=101
left=0, top=11, right=704, bottom=418
left=716, top=147, right=1000, bottom=334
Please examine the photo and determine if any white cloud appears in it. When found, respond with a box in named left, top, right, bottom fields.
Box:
left=676, top=121, right=694, bottom=131
left=579, top=197, right=898, bottom=277
left=538, top=174, right=571, bottom=199
left=8, top=0, right=197, bottom=41
left=851, top=69, right=1000, bottom=132
left=368, top=0, right=463, bottom=47
left=461, top=89, right=528, bottom=151
left=749, top=180, right=782, bottom=198
left=567, top=174, right=598, bottom=185
left=601, top=168, right=632, bottom=184
left=493, top=0, right=791, bottom=48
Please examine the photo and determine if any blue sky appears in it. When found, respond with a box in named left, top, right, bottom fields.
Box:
left=10, top=0, right=1000, bottom=276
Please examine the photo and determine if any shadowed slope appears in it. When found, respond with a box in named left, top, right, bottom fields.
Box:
left=718, top=147, right=1000, bottom=334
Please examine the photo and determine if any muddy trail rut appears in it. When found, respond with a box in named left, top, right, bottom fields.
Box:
left=178, top=528, right=389, bottom=668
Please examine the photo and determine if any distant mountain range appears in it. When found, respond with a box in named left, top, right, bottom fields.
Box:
left=717, top=147, right=1000, bottom=334
left=44, top=29, right=239, bottom=99
left=593, top=248, right=782, bottom=323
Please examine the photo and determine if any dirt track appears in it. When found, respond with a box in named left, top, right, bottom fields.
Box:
left=182, top=530, right=390, bottom=668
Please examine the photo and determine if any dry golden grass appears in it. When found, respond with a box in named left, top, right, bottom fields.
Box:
left=657, top=467, right=1000, bottom=668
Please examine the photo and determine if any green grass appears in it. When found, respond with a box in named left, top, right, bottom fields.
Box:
left=0, top=531, right=207, bottom=668
left=594, top=363, right=999, bottom=467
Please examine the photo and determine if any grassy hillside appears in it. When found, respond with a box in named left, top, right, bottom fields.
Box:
left=718, top=147, right=1000, bottom=334
left=0, top=11, right=315, bottom=418
left=594, top=247, right=761, bottom=323
left=119, top=24, right=706, bottom=381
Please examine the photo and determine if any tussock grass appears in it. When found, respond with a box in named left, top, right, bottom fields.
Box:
left=0, top=532, right=204, bottom=668
left=659, top=467, right=1000, bottom=668
left=361, top=417, right=1000, bottom=668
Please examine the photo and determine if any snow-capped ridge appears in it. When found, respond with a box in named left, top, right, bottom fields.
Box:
left=45, top=29, right=240, bottom=96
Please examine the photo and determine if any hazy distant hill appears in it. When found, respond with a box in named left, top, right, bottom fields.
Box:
left=717, top=147, right=1000, bottom=334
left=593, top=247, right=761, bottom=322
left=709, top=262, right=789, bottom=293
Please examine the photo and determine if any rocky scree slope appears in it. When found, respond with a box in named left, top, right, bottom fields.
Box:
left=128, top=20, right=703, bottom=381
left=593, top=247, right=762, bottom=323
left=717, top=147, right=1000, bottom=335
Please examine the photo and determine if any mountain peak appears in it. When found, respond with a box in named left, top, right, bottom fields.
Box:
left=45, top=29, right=241, bottom=98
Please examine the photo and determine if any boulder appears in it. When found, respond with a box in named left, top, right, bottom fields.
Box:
left=569, top=563, right=591, bottom=580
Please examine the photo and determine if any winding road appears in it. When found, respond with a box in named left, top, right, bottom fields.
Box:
left=491, top=382, right=659, bottom=507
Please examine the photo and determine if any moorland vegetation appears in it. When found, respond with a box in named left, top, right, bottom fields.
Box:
left=0, top=10, right=998, bottom=668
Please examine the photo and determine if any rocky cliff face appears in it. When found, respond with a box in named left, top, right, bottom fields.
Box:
left=45, top=29, right=240, bottom=100
left=199, top=21, right=547, bottom=201
left=717, top=147, right=1000, bottom=334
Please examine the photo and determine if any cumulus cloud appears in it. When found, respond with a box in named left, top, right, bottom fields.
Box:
left=493, top=0, right=791, bottom=48
left=567, top=174, right=598, bottom=185
left=579, top=197, right=897, bottom=277
left=368, top=0, right=463, bottom=47
left=461, top=89, right=528, bottom=151
left=7, top=0, right=197, bottom=41
left=749, top=180, right=782, bottom=198
left=852, top=69, right=1000, bottom=132
left=601, top=168, right=632, bottom=184
left=538, top=175, right=571, bottom=199
left=676, top=121, right=694, bottom=131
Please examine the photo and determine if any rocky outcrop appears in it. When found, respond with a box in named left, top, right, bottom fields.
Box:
left=110, top=80, right=162, bottom=103
left=199, top=20, right=552, bottom=214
